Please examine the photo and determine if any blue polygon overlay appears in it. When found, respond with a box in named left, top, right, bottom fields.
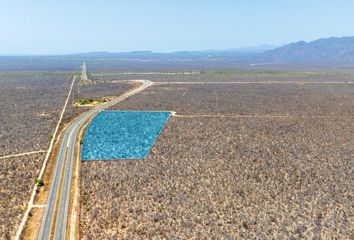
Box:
left=81, top=111, right=171, bottom=160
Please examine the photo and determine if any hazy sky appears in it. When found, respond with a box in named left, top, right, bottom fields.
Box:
left=1, top=0, right=354, bottom=55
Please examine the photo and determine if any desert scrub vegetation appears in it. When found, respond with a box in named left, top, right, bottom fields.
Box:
left=62, top=80, right=136, bottom=123
left=0, top=72, right=137, bottom=239
left=0, top=72, right=73, bottom=239
left=76, top=81, right=133, bottom=100
left=69, top=81, right=134, bottom=107
left=0, top=152, right=46, bottom=239
left=80, top=117, right=353, bottom=239
left=82, top=77, right=354, bottom=238
left=89, top=70, right=354, bottom=83
left=111, top=82, right=354, bottom=116
left=0, top=72, right=71, bottom=156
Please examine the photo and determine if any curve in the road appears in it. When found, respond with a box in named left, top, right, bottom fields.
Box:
left=38, top=80, right=152, bottom=240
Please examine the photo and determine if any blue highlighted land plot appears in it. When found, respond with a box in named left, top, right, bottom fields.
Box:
left=81, top=111, right=171, bottom=160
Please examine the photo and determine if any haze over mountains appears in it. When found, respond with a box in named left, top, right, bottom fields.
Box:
left=258, top=36, right=354, bottom=64
left=69, top=36, right=354, bottom=64
left=0, top=36, right=353, bottom=71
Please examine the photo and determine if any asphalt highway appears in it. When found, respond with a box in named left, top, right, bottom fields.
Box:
left=38, top=80, right=152, bottom=240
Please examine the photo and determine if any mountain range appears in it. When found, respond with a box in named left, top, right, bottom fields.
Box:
left=1, top=36, right=354, bottom=71
left=257, top=36, right=354, bottom=64
left=72, top=36, right=354, bottom=65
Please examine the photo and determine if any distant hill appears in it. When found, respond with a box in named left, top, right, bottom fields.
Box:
left=258, top=36, right=354, bottom=64
left=72, top=45, right=277, bottom=60
left=1, top=37, right=354, bottom=71
left=66, top=37, right=354, bottom=65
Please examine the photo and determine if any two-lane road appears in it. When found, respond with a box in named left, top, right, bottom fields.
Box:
left=38, top=80, right=152, bottom=240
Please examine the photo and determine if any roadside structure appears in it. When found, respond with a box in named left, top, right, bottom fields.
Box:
left=81, top=62, right=88, bottom=81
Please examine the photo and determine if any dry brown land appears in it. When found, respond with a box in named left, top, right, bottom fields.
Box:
left=0, top=152, right=46, bottom=239
left=0, top=72, right=71, bottom=239
left=77, top=81, right=133, bottom=100
left=113, top=83, right=354, bottom=116
left=62, top=80, right=135, bottom=124
left=90, top=70, right=354, bottom=83
left=80, top=76, right=354, bottom=239
left=22, top=207, right=44, bottom=240
left=0, top=73, right=71, bottom=156
left=0, top=71, right=136, bottom=239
